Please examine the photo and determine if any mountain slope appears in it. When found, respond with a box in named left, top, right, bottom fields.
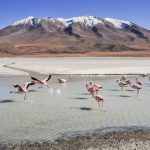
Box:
left=0, top=16, right=150, bottom=56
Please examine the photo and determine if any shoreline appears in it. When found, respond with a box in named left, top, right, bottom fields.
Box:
left=1, top=57, right=150, bottom=76
left=1, top=50, right=150, bottom=57
left=1, top=127, right=150, bottom=150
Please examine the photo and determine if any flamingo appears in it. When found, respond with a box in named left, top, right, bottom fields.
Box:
left=10, top=82, right=35, bottom=101
left=89, top=82, right=102, bottom=94
left=135, top=78, right=143, bottom=86
left=31, top=75, right=52, bottom=89
left=86, top=84, right=97, bottom=97
left=130, top=84, right=142, bottom=96
left=89, top=82, right=102, bottom=89
left=58, top=78, right=68, bottom=83
left=94, top=95, right=104, bottom=109
left=116, top=80, right=127, bottom=90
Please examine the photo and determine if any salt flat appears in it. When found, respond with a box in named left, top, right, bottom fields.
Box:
left=0, top=57, right=150, bottom=75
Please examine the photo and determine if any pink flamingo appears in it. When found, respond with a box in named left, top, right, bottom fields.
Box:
left=94, top=95, right=104, bottom=109
left=58, top=78, right=68, bottom=83
left=86, top=84, right=97, bottom=97
left=130, top=84, right=142, bottom=96
left=31, top=75, right=52, bottom=88
left=89, top=82, right=102, bottom=94
left=10, top=82, right=35, bottom=101
left=89, top=82, right=102, bottom=89
left=135, top=78, right=143, bottom=86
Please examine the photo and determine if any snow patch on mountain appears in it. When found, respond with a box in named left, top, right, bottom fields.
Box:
left=104, top=18, right=133, bottom=28
left=12, top=16, right=41, bottom=26
left=44, top=17, right=57, bottom=23
left=57, top=16, right=103, bottom=27
left=11, top=16, right=136, bottom=29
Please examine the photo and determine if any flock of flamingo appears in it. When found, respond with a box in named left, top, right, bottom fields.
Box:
left=10, top=75, right=67, bottom=101
left=10, top=74, right=149, bottom=109
left=85, top=75, right=146, bottom=109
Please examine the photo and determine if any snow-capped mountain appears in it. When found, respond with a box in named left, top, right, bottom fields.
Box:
left=10, top=16, right=133, bottom=28
left=0, top=16, right=149, bottom=55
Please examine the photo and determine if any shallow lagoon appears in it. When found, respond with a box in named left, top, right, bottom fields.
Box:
left=0, top=75, right=150, bottom=144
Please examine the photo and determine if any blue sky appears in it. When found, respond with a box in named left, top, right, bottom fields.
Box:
left=0, top=0, right=149, bottom=29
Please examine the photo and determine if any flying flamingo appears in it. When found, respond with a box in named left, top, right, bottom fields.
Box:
left=135, top=78, right=143, bottom=86
left=10, top=82, right=35, bottom=101
left=31, top=75, right=52, bottom=89
left=94, top=95, right=104, bottom=109
left=58, top=78, right=68, bottom=83
left=116, top=80, right=127, bottom=90
left=130, top=84, right=142, bottom=96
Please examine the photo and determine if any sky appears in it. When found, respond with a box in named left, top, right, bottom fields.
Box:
left=0, top=0, right=149, bottom=29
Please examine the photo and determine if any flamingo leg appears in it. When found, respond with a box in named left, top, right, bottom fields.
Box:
left=45, top=84, right=49, bottom=88
left=137, top=89, right=139, bottom=96
left=91, top=92, right=95, bottom=98
left=25, top=94, right=28, bottom=101
left=121, top=86, right=123, bottom=90
left=23, top=93, right=26, bottom=101
left=97, top=101, right=100, bottom=108
left=23, top=93, right=28, bottom=102
left=101, top=101, right=104, bottom=109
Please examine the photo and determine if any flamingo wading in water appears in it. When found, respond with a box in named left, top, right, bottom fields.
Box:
left=94, top=95, right=104, bottom=109
left=31, top=75, right=52, bottom=89
left=130, top=84, right=142, bottom=96
left=89, top=82, right=102, bottom=89
left=58, top=78, right=68, bottom=83
left=86, top=84, right=97, bottom=97
left=10, top=82, right=35, bottom=101
left=135, top=78, right=143, bottom=86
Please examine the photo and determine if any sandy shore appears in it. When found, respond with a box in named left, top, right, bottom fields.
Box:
left=1, top=128, right=150, bottom=150
left=0, top=57, right=150, bottom=75
left=1, top=50, right=150, bottom=57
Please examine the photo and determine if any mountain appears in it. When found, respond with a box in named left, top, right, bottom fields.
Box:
left=0, top=16, right=150, bottom=56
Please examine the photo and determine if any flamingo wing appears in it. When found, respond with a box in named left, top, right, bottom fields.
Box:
left=13, top=84, right=23, bottom=91
left=23, top=82, right=35, bottom=89
left=43, top=75, right=52, bottom=82
left=31, top=76, right=41, bottom=82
